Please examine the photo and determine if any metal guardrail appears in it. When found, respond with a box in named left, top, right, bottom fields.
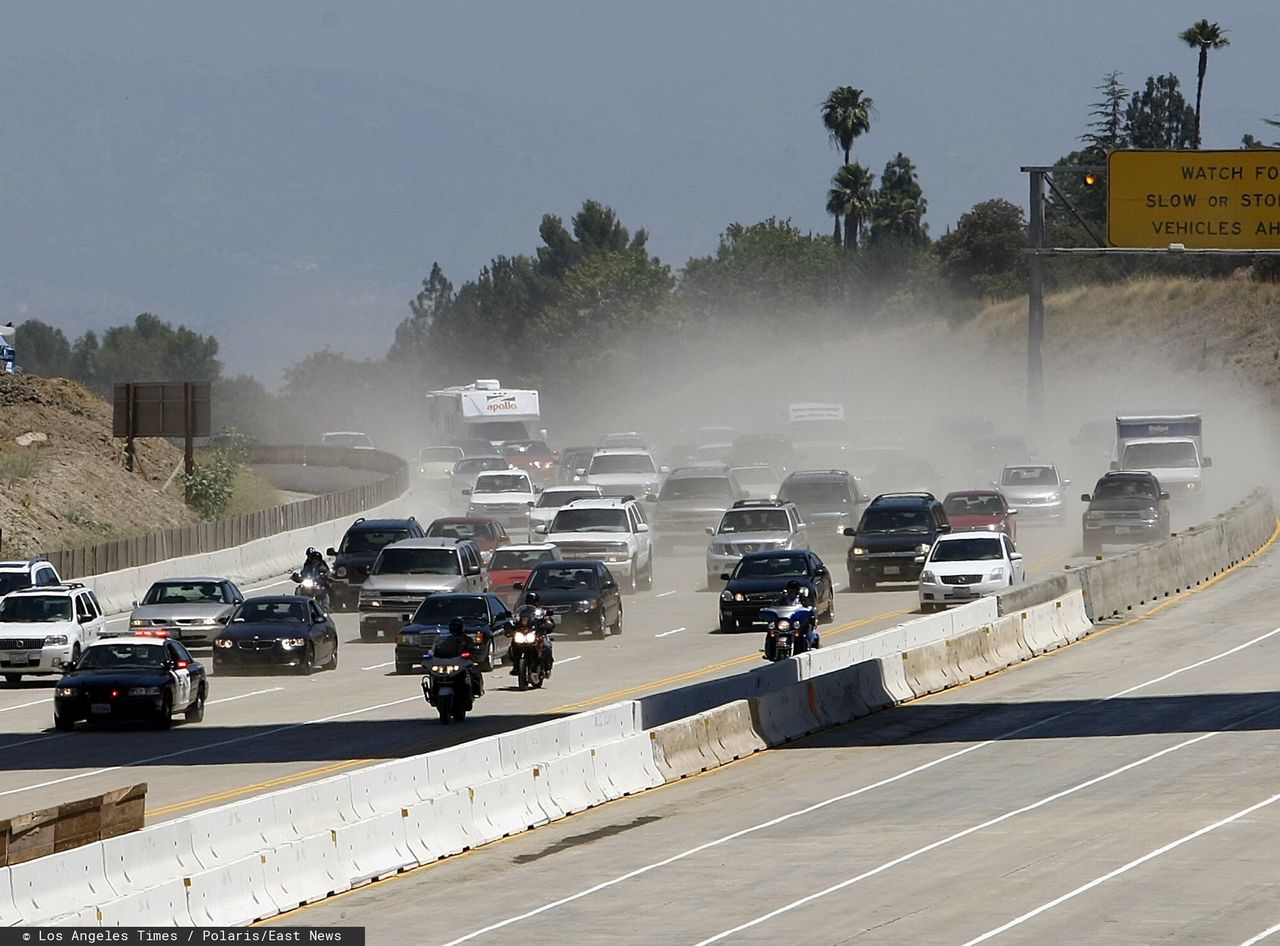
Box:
left=41, top=447, right=408, bottom=580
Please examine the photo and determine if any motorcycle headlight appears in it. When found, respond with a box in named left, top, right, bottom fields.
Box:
left=127, top=686, right=161, bottom=696
left=214, top=638, right=234, bottom=649
left=514, top=630, right=534, bottom=644
left=776, top=619, right=791, bottom=631
left=43, top=634, right=68, bottom=646
left=921, top=570, right=936, bottom=583
left=280, top=637, right=307, bottom=649
left=300, top=578, right=316, bottom=590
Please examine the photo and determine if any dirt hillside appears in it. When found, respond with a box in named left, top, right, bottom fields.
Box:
left=0, top=375, right=196, bottom=557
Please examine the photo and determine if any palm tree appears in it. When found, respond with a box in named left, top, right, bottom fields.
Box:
left=1178, top=19, right=1230, bottom=149
left=827, top=163, right=876, bottom=249
left=821, top=87, right=874, bottom=165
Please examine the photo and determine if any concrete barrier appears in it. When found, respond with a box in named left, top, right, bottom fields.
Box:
left=901, top=639, right=960, bottom=698
left=749, top=683, right=823, bottom=745
left=347, top=757, right=432, bottom=819
left=469, top=771, right=545, bottom=843
left=649, top=715, right=718, bottom=780
left=427, top=737, right=507, bottom=795
left=9, top=843, right=115, bottom=925
left=96, top=878, right=194, bottom=927
left=331, top=813, right=416, bottom=887
left=101, top=819, right=202, bottom=900
left=807, top=667, right=870, bottom=729
left=185, top=792, right=278, bottom=869
left=702, top=701, right=767, bottom=765
left=183, top=853, right=279, bottom=927
left=261, top=832, right=348, bottom=910
left=401, top=789, right=475, bottom=864
left=540, top=751, right=603, bottom=816
left=269, top=776, right=359, bottom=841
left=590, top=734, right=665, bottom=798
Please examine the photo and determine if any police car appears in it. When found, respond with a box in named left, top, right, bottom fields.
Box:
left=52, top=637, right=207, bottom=731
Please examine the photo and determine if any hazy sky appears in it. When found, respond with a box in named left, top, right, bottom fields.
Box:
left=2, top=2, right=1277, bottom=383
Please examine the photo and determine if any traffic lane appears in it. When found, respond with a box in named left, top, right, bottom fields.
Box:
left=0, top=527, right=1073, bottom=816
left=280, top=530, right=1280, bottom=944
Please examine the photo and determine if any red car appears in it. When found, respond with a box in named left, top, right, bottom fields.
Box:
left=425, top=517, right=512, bottom=558
left=486, top=544, right=563, bottom=606
left=941, top=490, right=1018, bottom=542
left=502, top=440, right=559, bottom=482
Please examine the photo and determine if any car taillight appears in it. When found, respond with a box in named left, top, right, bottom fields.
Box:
left=175, top=660, right=189, bottom=669
left=461, top=651, right=472, bottom=659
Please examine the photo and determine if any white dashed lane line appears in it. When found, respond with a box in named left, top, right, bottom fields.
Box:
left=656, top=627, right=686, bottom=638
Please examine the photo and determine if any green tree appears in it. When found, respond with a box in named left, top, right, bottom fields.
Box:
left=827, top=163, right=876, bottom=250
left=1178, top=19, right=1230, bottom=149
left=14, top=320, right=71, bottom=378
left=1082, top=71, right=1129, bottom=152
left=68, top=331, right=101, bottom=389
left=935, top=199, right=1027, bottom=299
left=871, top=153, right=928, bottom=246
left=1125, top=74, right=1196, bottom=149
left=820, top=87, right=874, bottom=166
left=96, top=314, right=221, bottom=390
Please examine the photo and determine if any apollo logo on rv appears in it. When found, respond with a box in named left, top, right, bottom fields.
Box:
left=485, top=394, right=519, bottom=413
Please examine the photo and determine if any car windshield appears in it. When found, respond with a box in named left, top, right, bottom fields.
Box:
left=550, top=509, right=630, bottom=533
left=589, top=454, right=655, bottom=475
left=731, top=467, right=777, bottom=486
left=340, top=529, right=410, bottom=554
left=503, top=440, right=551, bottom=456
left=734, top=556, right=810, bottom=580
left=412, top=597, right=488, bottom=623
left=77, top=643, right=167, bottom=671
left=453, top=457, right=506, bottom=475
left=930, top=537, right=1005, bottom=562
left=0, top=595, right=72, bottom=623
left=944, top=494, right=1005, bottom=516
left=420, top=447, right=463, bottom=463
left=233, top=600, right=308, bottom=623
left=780, top=481, right=851, bottom=507
left=474, top=474, right=531, bottom=494
left=1093, top=478, right=1158, bottom=501
left=859, top=507, right=930, bottom=533
left=536, top=490, right=597, bottom=509
left=1122, top=442, right=1199, bottom=469
left=1000, top=466, right=1060, bottom=487
left=0, top=573, right=33, bottom=596
left=719, top=510, right=791, bottom=534
left=429, top=522, right=493, bottom=541
left=528, top=566, right=600, bottom=591
left=693, top=445, right=732, bottom=463
left=601, top=434, right=646, bottom=449
left=142, top=582, right=227, bottom=605
left=560, top=449, right=594, bottom=468
left=489, top=548, right=554, bottom=570
left=373, top=548, right=462, bottom=575
left=791, top=419, right=847, bottom=441
left=661, top=477, right=733, bottom=501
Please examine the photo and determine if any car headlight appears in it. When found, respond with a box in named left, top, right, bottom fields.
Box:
left=130, top=619, right=145, bottom=628
left=987, top=567, right=1005, bottom=580
left=280, top=637, right=307, bottom=649
left=734, top=592, right=745, bottom=602
left=127, top=686, right=161, bottom=696
left=851, top=547, right=868, bottom=556
left=776, top=619, right=791, bottom=631
left=366, top=599, right=382, bottom=608
left=334, top=565, right=348, bottom=578
left=1140, top=511, right=1159, bottom=522
left=575, top=599, right=598, bottom=612
left=1047, top=492, right=1062, bottom=502
left=921, top=570, right=936, bottom=583
left=1085, top=511, right=1104, bottom=521
left=214, top=638, right=234, bottom=649
left=1186, top=482, right=1200, bottom=490
left=720, top=590, right=734, bottom=602
left=43, top=634, right=68, bottom=646
left=55, top=686, right=77, bottom=697
left=916, top=543, right=932, bottom=555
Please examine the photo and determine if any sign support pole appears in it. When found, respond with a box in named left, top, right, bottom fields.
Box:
left=183, top=382, right=195, bottom=503
left=124, top=382, right=136, bottom=473
left=1027, top=169, right=1046, bottom=428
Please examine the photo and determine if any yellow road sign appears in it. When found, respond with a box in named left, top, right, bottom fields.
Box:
left=1107, top=149, right=1280, bottom=249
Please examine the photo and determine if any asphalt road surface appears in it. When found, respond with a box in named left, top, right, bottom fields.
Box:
left=0, top=486, right=1123, bottom=822
left=273, top=509, right=1280, bottom=945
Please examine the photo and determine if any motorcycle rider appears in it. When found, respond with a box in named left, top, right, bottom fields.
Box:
left=506, top=592, right=554, bottom=677
left=763, top=580, right=820, bottom=661
left=298, top=547, right=332, bottom=610
left=430, top=617, right=485, bottom=697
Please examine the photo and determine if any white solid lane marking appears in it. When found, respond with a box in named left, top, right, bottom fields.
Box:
left=656, top=591, right=677, bottom=598
left=557, top=656, right=582, bottom=665
left=208, top=687, right=283, bottom=705
left=0, top=698, right=52, bottom=713
left=361, top=661, right=395, bottom=671
left=655, top=627, right=686, bottom=638
left=961, top=789, right=1280, bottom=946
left=1240, top=922, right=1280, bottom=946
left=440, top=625, right=1280, bottom=946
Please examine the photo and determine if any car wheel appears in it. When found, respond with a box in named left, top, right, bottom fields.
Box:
left=611, top=605, right=623, bottom=635
left=822, top=597, right=835, bottom=625
left=71, top=643, right=81, bottom=663
left=639, top=557, right=653, bottom=591
left=154, top=695, right=173, bottom=730
left=300, top=644, right=315, bottom=675
left=184, top=687, right=206, bottom=724
left=324, top=641, right=339, bottom=671
left=719, top=616, right=735, bottom=634
left=53, top=713, right=75, bottom=732
left=625, top=560, right=638, bottom=595
left=593, top=619, right=607, bottom=640
left=395, top=658, right=413, bottom=675
left=3, top=674, right=19, bottom=685
left=480, top=641, right=495, bottom=673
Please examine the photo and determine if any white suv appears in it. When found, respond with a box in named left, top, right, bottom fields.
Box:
left=0, top=558, right=63, bottom=598
left=577, top=448, right=665, bottom=499
left=536, top=496, right=654, bottom=593
left=0, top=583, right=106, bottom=683
left=465, top=469, right=539, bottom=530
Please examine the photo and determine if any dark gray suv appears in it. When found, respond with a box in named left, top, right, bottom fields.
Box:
left=1080, top=472, right=1170, bottom=555
left=777, top=470, right=869, bottom=560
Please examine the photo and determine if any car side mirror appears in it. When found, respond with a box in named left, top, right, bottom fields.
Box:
left=131, top=600, right=138, bottom=608
left=842, top=527, right=856, bottom=537
left=462, top=488, right=472, bottom=496
left=358, top=564, right=371, bottom=577
left=574, top=468, right=587, bottom=477
left=1063, top=479, right=1072, bottom=486
left=56, top=657, right=74, bottom=671
left=1202, top=457, right=1212, bottom=468
left=645, top=494, right=658, bottom=502
left=637, top=523, right=649, bottom=533
left=1109, top=461, right=1120, bottom=471
left=1010, top=552, right=1024, bottom=560
left=1159, top=491, right=1170, bottom=500
left=512, top=581, right=524, bottom=591
left=402, top=613, right=412, bottom=624
left=326, top=547, right=337, bottom=557
left=1007, top=508, right=1018, bottom=515
left=532, top=524, right=548, bottom=535
left=937, top=523, right=951, bottom=534
left=659, top=466, right=670, bottom=474
left=705, top=526, right=715, bottom=536
left=602, top=580, right=617, bottom=589
left=719, top=572, right=731, bottom=581
left=1080, top=494, right=1091, bottom=502
left=534, top=486, right=544, bottom=493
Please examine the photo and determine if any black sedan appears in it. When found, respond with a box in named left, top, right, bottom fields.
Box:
left=53, top=637, right=207, bottom=731
left=718, top=550, right=834, bottom=633
left=212, top=596, right=339, bottom=675
left=514, top=560, right=623, bottom=639
left=394, top=593, right=511, bottom=674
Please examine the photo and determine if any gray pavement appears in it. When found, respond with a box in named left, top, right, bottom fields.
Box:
left=274, top=513, right=1280, bottom=945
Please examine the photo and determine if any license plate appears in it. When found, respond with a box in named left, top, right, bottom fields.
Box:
left=550, top=613, right=562, bottom=624
left=951, top=588, right=976, bottom=598
left=8, top=653, right=29, bottom=667
left=437, top=685, right=454, bottom=697
left=90, top=703, right=111, bottom=714
left=1114, top=526, right=1131, bottom=534
left=883, top=565, right=901, bottom=576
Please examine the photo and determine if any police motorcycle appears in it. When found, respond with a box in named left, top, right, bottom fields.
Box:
left=504, top=598, right=555, bottom=691
left=761, top=581, right=820, bottom=662
left=421, top=618, right=484, bottom=724
left=291, top=548, right=333, bottom=611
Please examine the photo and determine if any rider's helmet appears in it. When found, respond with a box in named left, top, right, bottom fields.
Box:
left=514, top=603, right=547, bottom=629
left=306, top=546, right=322, bottom=561
left=448, top=617, right=466, bottom=635
left=524, top=591, right=541, bottom=607
left=784, top=580, right=803, bottom=600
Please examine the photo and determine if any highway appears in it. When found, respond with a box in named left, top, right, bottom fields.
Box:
left=1, top=487, right=1086, bottom=822
left=274, top=508, right=1280, bottom=946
